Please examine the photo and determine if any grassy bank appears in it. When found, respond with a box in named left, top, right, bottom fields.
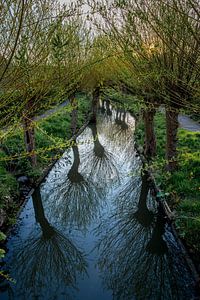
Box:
left=0, top=94, right=90, bottom=232
left=135, top=112, right=200, bottom=267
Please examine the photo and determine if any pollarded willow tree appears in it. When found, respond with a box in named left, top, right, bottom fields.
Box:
left=87, top=0, right=200, bottom=170
left=1, top=0, right=199, bottom=171
left=6, top=0, right=66, bottom=167
left=50, top=10, right=90, bottom=134
left=0, top=0, right=32, bottom=135
left=0, top=0, right=85, bottom=166
left=0, top=0, right=26, bottom=84
left=134, top=0, right=200, bottom=170
left=87, top=0, right=163, bottom=158
left=80, top=33, right=130, bottom=123
left=0, top=1, right=54, bottom=166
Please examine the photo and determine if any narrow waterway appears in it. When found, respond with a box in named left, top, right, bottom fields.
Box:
left=0, top=103, right=197, bottom=300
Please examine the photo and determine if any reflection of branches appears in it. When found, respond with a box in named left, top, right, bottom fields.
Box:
left=82, top=122, right=120, bottom=186
left=96, top=177, right=196, bottom=300
left=42, top=142, right=103, bottom=229
left=106, top=100, right=112, bottom=121
left=115, top=171, right=155, bottom=215
left=112, top=109, right=135, bottom=147
left=97, top=107, right=135, bottom=155
left=99, top=99, right=106, bottom=115
left=96, top=209, right=153, bottom=300
left=98, top=99, right=113, bottom=122
left=9, top=189, right=87, bottom=300
left=134, top=172, right=155, bottom=227
left=105, top=99, right=112, bottom=117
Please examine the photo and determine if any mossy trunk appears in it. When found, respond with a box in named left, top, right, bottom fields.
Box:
left=91, top=87, right=100, bottom=123
left=143, top=107, right=156, bottom=159
left=69, top=93, right=78, bottom=135
left=166, top=107, right=179, bottom=172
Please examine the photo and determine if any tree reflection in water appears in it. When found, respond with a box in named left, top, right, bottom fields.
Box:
left=113, top=109, right=135, bottom=147
left=7, top=189, right=87, bottom=300
left=98, top=103, right=135, bottom=155
left=133, top=172, right=155, bottom=227
left=81, top=122, right=120, bottom=186
left=105, top=100, right=112, bottom=117
left=42, top=141, right=103, bottom=229
left=99, top=99, right=106, bottom=115
left=96, top=173, right=195, bottom=300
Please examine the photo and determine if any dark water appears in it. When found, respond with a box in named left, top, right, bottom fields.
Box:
left=0, top=103, right=197, bottom=299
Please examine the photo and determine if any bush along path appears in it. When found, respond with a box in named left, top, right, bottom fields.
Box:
left=135, top=111, right=200, bottom=276
left=0, top=94, right=91, bottom=234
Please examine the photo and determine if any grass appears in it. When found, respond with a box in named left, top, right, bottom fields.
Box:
left=135, top=111, right=200, bottom=259
left=0, top=94, right=91, bottom=229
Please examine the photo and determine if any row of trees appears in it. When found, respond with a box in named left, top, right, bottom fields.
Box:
left=0, top=0, right=124, bottom=168
left=0, top=0, right=199, bottom=172
left=0, top=0, right=86, bottom=166
left=88, top=0, right=200, bottom=171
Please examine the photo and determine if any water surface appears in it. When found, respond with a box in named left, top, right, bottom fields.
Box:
left=0, top=105, right=197, bottom=299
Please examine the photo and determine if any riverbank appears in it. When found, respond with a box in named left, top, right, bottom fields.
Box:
left=135, top=111, right=200, bottom=274
left=0, top=94, right=91, bottom=235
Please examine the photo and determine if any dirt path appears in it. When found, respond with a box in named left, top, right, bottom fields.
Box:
left=34, top=100, right=69, bottom=121
left=1, top=101, right=70, bottom=136
left=178, top=115, right=200, bottom=132
left=159, top=107, right=200, bottom=132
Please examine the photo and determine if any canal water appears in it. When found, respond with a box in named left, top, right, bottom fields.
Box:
left=0, top=103, right=197, bottom=299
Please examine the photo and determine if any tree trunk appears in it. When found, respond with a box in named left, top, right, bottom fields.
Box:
left=90, top=87, right=100, bottom=123
left=143, top=108, right=156, bottom=159
left=166, top=107, right=179, bottom=172
left=69, top=93, right=78, bottom=135
left=23, top=116, right=37, bottom=167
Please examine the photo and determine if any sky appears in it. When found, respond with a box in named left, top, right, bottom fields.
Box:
left=58, top=0, right=89, bottom=12
left=59, top=0, right=75, bottom=5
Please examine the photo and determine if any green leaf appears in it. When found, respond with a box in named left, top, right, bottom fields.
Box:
left=0, top=249, right=5, bottom=259
left=0, top=232, right=6, bottom=241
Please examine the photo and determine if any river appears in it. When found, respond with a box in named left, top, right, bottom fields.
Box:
left=0, top=102, right=197, bottom=299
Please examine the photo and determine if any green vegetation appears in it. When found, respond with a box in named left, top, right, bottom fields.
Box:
left=0, top=95, right=90, bottom=228
left=0, top=231, right=6, bottom=259
left=102, top=88, right=143, bottom=114
left=0, top=0, right=199, bottom=280
left=135, top=111, right=200, bottom=257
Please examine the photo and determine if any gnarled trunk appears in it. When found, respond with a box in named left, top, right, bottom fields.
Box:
left=143, top=107, right=156, bottom=159
left=90, top=87, right=100, bottom=123
left=166, top=107, right=179, bottom=172
left=23, top=115, right=37, bottom=167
